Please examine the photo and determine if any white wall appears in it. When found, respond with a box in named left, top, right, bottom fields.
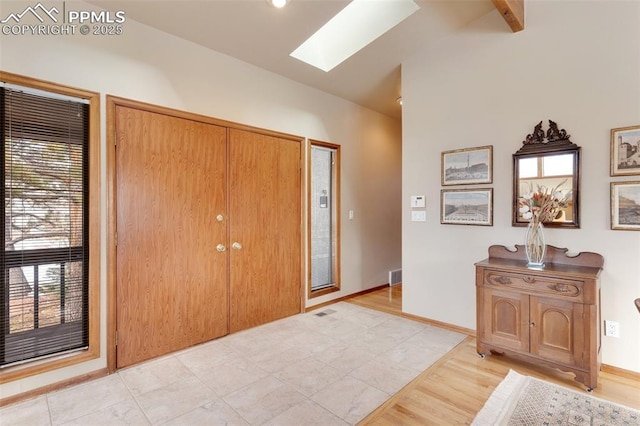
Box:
left=402, top=1, right=640, bottom=372
left=0, top=4, right=402, bottom=398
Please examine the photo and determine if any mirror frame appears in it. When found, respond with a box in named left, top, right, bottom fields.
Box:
left=512, top=120, right=581, bottom=228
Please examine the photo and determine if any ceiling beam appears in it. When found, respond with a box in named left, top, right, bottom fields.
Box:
left=492, top=0, right=525, bottom=32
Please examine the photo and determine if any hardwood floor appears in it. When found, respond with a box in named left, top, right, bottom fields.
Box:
left=345, top=285, right=640, bottom=425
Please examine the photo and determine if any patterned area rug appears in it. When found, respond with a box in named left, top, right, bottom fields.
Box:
left=472, top=370, right=640, bottom=425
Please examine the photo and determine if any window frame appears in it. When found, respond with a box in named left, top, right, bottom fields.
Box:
left=0, top=71, right=100, bottom=384
left=307, top=139, right=341, bottom=299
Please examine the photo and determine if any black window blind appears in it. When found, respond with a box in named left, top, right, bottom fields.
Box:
left=0, top=85, right=89, bottom=367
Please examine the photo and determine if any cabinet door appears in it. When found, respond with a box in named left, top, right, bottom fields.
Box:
left=530, top=296, right=584, bottom=367
left=481, top=288, right=529, bottom=352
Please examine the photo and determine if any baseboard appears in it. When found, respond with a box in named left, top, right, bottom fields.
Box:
left=0, top=368, right=108, bottom=408
left=602, top=364, right=640, bottom=381
left=398, top=311, right=476, bottom=337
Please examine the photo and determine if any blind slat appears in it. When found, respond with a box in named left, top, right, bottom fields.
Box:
left=1, top=86, right=89, bottom=367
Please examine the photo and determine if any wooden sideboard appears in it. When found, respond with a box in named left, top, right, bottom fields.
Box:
left=475, top=245, right=604, bottom=390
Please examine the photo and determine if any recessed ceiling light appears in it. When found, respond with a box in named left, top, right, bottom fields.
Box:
left=268, top=0, right=289, bottom=8
left=290, top=0, right=420, bottom=72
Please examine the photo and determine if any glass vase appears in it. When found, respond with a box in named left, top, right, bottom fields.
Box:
left=525, top=220, right=546, bottom=268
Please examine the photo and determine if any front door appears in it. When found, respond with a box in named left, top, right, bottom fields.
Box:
left=228, top=129, right=302, bottom=332
left=115, top=106, right=228, bottom=368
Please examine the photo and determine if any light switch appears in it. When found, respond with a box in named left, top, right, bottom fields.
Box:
left=411, top=211, right=426, bottom=222
left=349, top=210, right=354, bottom=220
left=411, top=195, right=426, bottom=208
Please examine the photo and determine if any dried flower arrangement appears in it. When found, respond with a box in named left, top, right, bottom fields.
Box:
left=518, top=180, right=571, bottom=225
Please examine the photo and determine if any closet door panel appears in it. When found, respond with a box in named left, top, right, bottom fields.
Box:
left=115, top=106, right=228, bottom=368
left=229, top=129, right=301, bottom=332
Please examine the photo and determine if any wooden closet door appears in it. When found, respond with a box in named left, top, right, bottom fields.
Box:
left=115, top=106, right=228, bottom=368
left=229, top=129, right=301, bottom=332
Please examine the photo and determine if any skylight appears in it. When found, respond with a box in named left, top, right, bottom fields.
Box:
left=290, top=0, right=420, bottom=72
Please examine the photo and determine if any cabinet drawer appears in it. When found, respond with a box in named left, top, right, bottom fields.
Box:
left=483, top=270, right=584, bottom=301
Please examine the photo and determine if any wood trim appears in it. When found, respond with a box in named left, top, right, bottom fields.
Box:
left=0, top=71, right=101, bottom=384
left=602, top=364, right=640, bottom=381
left=229, top=127, right=235, bottom=328
left=492, top=0, right=525, bottom=32
left=0, top=368, right=107, bottom=408
left=307, top=139, right=341, bottom=300
left=104, top=96, right=303, bottom=143
left=300, top=137, right=306, bottom=315
left=306, top=140, right=312, bottom=302
left=309, top=285, right=340, bottom=299
left=397, top=311, right=476, bottom=337
left=87, top=81, right=101, bottom=382
left=106, top=96, right=117, bottom=373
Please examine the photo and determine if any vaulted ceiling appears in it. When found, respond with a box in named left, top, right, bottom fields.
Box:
left=89, top=0, right=523, bottom=119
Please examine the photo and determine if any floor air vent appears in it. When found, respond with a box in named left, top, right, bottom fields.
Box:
left=389, top=269, right=402, bottom=286
left=315, top=308, right=336, bottom=317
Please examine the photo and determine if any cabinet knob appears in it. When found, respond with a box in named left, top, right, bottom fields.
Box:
left=530, top=322, right=536, bottom=327
left=216, top=244, right=226, bottom=252
left=232, top=242, right=242, bottom=250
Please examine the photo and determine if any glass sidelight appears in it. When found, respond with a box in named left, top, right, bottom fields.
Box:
left=309, top=142, right=340, bottom=297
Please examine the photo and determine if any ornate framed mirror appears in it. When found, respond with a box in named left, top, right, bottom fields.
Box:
left=513, top=120, right=580, bottom=228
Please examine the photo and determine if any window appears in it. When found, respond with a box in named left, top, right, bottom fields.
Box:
left=308, top=141, right=340, bottom=298
left=518, top=154, right=574, bottom=178
left=0, top=75, right=98, bottom=376
left=542, top=154, right=574, bottom=177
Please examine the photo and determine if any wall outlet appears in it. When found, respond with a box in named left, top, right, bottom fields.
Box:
left=604, top=320, right=620, bottom=338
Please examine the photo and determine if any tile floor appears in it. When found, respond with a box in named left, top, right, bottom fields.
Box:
left=1, top=302, right=466, bottom=425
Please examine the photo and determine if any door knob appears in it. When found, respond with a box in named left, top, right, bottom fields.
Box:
left=216, top=244, right=226, bottom=252
left=232, top=242, right=242, bottom=250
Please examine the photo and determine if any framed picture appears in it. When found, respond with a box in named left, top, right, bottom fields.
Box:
left=441, top=145, right=493, bottom=186
left=611, top=181, right=640, bottom=230
left=611, top=125, right=640, bottom=176
left=441, top=188, right=493, bottom=226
